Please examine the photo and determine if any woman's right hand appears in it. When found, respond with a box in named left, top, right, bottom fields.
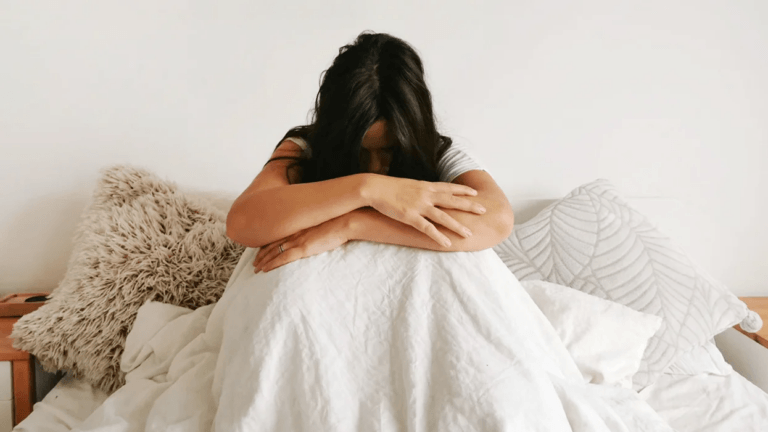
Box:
left=361, top=174, right=486, bottom=247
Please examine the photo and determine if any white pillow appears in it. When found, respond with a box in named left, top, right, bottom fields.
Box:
left=521, top=279, right=663, bottom=389
left=494, top=179, right=752, bottom=390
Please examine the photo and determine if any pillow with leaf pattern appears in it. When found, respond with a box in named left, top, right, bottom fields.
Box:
left=493, top=179, right=755, bottom=390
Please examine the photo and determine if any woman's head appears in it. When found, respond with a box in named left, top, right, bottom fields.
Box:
left=277, top=31, right=453, bottom=183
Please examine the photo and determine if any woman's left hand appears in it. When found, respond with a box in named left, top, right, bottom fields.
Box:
left=253, top=214, right=351, bottom=273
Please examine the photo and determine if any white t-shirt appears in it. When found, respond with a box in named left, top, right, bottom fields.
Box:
left=284, top=137, right=486, bottom=183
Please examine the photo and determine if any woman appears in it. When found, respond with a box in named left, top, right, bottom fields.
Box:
left=218, top=32, right=545, bottom=430
left=226, top=31, right=515, bottom=271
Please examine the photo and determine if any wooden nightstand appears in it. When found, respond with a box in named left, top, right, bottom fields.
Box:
left=734, top=297, right=768, bottom=349
left=0, top=293, right=49, bottom=430
left=0, top=317, right=35, bottom=429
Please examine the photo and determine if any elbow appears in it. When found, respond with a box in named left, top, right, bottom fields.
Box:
left=226, top=205, right=270, bottom=249
left=495, top=207, right=515, bottom=243
left=226, top=207, right=244, bottom=245
left=226, top=204, right=254, bottom=247
left=504, top=208, right=515, bottom=236
left=464, top=208, right=514, bottom=252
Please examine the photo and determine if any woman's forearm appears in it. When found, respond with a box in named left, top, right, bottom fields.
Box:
left=227, top=173, right=372, bottom=248
left=227, top=169, right=510, bottom=250
left=345, top=205, right=513, bottom=252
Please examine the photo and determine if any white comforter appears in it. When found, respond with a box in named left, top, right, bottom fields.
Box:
left=72, top=242, right=674, bottom=431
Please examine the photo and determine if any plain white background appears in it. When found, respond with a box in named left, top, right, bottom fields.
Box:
left=1, top=0, right=766, bottom=296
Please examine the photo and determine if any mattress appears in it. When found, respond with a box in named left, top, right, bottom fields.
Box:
left=14, top=370, right=768, bottom=431
left=638, top=371, right=768, bottom=432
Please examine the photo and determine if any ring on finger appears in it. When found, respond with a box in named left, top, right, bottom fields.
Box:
left=256, top=243, right=281, bottom=269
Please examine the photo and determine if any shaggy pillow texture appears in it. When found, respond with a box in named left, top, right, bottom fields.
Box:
left=493, top=179, right=751, bottom=391
left=11, top=165, right=245, bottom=394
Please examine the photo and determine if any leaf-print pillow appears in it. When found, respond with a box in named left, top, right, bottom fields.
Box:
left=493, top=179, right=749, bottom=390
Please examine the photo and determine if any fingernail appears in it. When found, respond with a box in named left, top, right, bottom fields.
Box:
left=463, top=228, right=472, bottom=237
left=443, top=239, right=452, bottom=247
left=479, top=207, right=486, bottom=213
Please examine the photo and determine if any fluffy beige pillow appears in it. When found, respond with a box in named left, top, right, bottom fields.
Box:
left=11, top=165, right=245, bottom=394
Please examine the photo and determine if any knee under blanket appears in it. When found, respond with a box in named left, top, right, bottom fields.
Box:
left=71, top=242, right=674, bottom=431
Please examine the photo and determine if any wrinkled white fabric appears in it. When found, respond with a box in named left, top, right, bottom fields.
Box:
left=13, top=374, right=109, bottom=432
left=639, top=371, right=768, bottom=431
left=71, top=241, right=674, bottom=431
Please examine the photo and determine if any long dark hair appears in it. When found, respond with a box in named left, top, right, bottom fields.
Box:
left=266, top=31, right=453, bottom=184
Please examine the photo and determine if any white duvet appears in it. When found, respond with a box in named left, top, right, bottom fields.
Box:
left=71, top=242, right=674, bottom=431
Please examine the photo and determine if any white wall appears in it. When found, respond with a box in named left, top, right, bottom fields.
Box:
left=1, top=1, right=766, bottom=296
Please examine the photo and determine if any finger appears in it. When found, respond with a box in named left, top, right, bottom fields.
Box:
left=254, top=243, right=276, bottom=264
left=426, top=208, right=472, bottom=238
left=437, top=194, right=486, bottom=214
left=262, top=247, right=304, bottom=273
left=254, top=242, right=280, bottom=269
left=409, top=214, right=451, bottom=247
left=258, top=238, right=300, bottom=272
left=255, top=230, right=299, bottom=269
left=439, top=183, right=477, bottom=196
left=254, top=243, right=287, bottom=272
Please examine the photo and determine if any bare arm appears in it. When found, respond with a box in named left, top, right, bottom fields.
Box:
left=252, top=169, right=514, bottom=272
left=344, top=170, right=514, bottom=251
left=226, top=140, right=484, bottom=249
left=227, top=172, right=370, bottom=249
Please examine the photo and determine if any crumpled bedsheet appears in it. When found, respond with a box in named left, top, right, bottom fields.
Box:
left=70, top=241, right=675, bottom=431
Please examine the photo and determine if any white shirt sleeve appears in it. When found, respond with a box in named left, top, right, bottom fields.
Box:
left=436, top=141, right=487, bottom=183
left=284, top=137, right=312, bottom=158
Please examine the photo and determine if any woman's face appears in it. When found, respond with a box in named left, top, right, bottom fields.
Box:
left=360, top=119, right=395, bottom=175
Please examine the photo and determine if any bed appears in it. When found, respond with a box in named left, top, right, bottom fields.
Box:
left=16, top=367, right=768, bottom=431
left=10, top=167, right=768, bottom=431
left=639, top=369, right=768, bottom=431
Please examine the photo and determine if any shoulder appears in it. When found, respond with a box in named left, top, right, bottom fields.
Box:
left=436, top=140, right=488, bottom=183
left=284, top=137, right=312, bottom=158
left=438, top=140, right=482, bottom=162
